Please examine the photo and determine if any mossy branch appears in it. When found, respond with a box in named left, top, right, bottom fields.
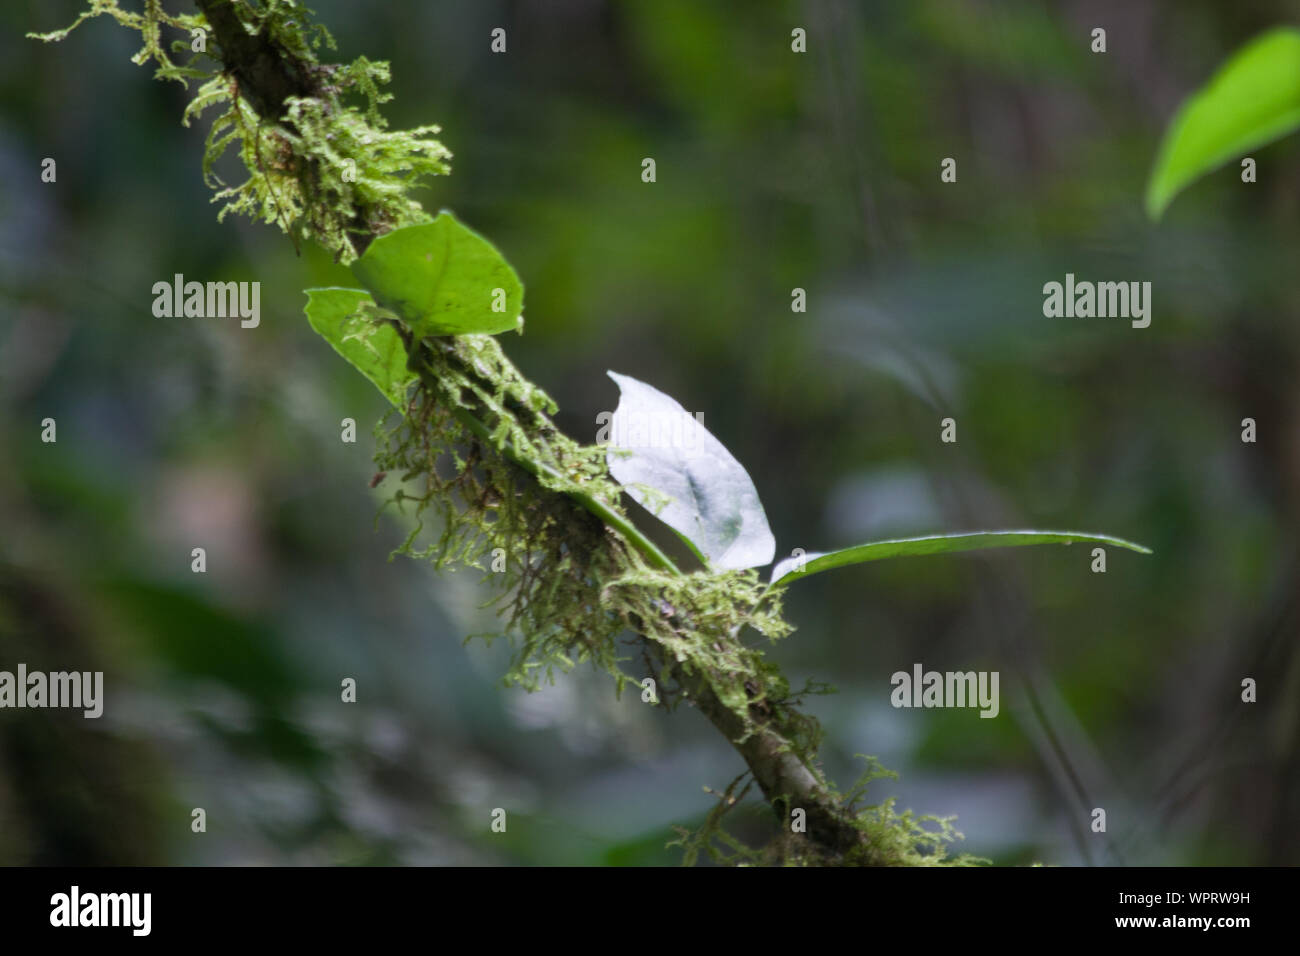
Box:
left=33, top=0, right=977, bottom=866
left=399, top=333, right=680, bottom=575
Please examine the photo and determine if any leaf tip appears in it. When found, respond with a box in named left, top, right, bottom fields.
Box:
left=1144, top=183, right=1169, bottom=222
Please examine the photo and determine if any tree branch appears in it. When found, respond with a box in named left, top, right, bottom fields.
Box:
left=194, top=0, right=868, bottom=862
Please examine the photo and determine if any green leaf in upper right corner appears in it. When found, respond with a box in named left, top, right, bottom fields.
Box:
left=1146, top=27, right=1300, bottom=220
left=303, top=286, right=416, bottom=408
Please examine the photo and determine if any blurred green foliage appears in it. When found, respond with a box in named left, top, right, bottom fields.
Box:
left=2, top=0, right=1297, bottom=865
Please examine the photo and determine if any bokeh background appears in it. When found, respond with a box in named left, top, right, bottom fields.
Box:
left=2, top=0, right=1298, bottom=865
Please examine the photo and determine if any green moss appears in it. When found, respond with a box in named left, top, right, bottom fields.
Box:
left=29, top=0, right=205, bottom=74
left=375, top=333, right=795, bottom=716
left=672, top=758, right=988, bottom=867
left=35, top=0, right=981, bottom=867
left=33, top=0, right=450, bottom=262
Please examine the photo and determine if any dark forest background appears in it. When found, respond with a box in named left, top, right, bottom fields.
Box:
left=2, top=0, right=1297, bottom=865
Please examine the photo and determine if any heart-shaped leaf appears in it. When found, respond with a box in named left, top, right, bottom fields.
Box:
left=605, top=372, right=775, bottom=570
left=351, top=211, right=524, bottom=336
left=771, top=530, right=1151, bottom=585
left=1147, top=28, right=1300, bottom=220
left=303, top=287, right=416, bottom=407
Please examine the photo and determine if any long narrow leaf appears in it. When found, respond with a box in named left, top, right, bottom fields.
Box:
left=771, top=530, right=1151, bottom=585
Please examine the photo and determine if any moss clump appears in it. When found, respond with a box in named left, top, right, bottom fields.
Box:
left=673, top=758, right=988, bottom=867
left=376, top=333, right=796, bottom=720
left=32, top=0, right=450, bottom=262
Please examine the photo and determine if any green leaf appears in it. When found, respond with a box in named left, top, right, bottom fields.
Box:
left=303, top=287, right=416, bottom=407
left=605, top=372, right=775, bottom=570
left=350, top=211, right=524, bottom=336
left=1146, top=28, right=1300, bottom=220
left=771, top=530, right=1152, bottom=585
